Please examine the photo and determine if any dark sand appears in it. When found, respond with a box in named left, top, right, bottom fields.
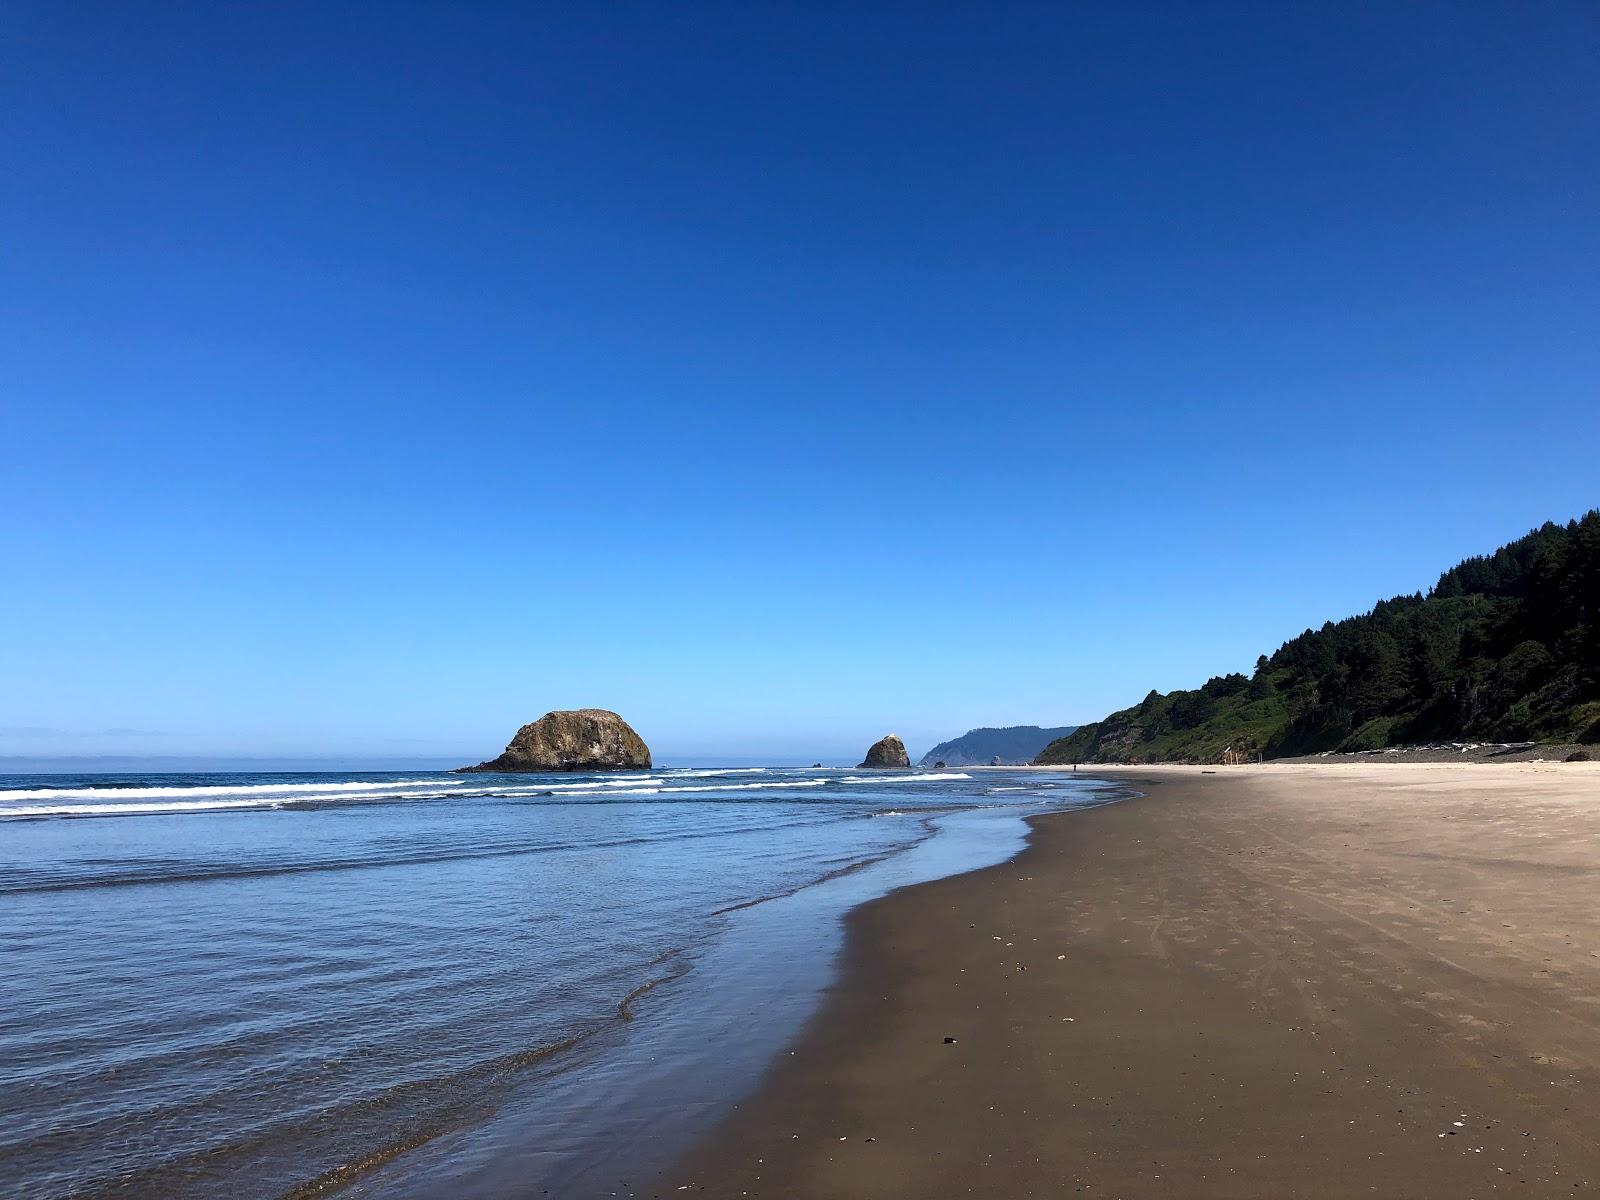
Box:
left=652, top=763, right=1600, bottom=1197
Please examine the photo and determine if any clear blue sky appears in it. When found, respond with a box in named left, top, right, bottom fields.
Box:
left=3, top=2, right=1597, bottom=765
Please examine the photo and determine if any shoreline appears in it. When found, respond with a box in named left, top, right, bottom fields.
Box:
left=0, top=767, right=1116, bottom=1200
left=332, top=774, right=1126, bottom=1199
left=651, top=762, right=1600, bottom=1197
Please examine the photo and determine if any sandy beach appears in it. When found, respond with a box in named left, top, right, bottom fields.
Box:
left=654, top=762, right=1600, bottom=1197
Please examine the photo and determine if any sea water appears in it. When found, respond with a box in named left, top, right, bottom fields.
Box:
left=0, top=766, right=1124, bottom=1197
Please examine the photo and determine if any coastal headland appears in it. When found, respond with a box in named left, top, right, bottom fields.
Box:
left=654, top=761, right=1600, bottom=1197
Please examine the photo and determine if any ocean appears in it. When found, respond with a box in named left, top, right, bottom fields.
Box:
left=0, top=766, right=1125, bottom=1198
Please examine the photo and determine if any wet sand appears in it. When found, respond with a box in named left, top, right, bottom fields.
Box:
left=653, top=762, right=1600, bottom=1197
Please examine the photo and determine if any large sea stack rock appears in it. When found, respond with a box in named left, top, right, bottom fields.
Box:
left=858, top=734, right=911, bottom=769
left=459, top=709, right=651, bottom=773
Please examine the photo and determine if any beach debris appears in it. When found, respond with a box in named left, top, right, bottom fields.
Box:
left=944, top=1036, right=957, bottom=1044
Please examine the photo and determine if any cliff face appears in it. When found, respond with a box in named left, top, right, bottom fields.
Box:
left=1035, top=713, right=1145, bottom=765
left=858, top=734, right=911, bottom=768
left=459, top=709, right=651, bottom=772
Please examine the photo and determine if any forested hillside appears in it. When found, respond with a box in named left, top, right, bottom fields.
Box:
left=1037, top=512, right=1600, bottom=764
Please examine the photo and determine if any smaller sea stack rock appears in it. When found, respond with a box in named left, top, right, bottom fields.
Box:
left=859, top=734, right=910, bottom=769
left=459, top=709, right=651, bottom=772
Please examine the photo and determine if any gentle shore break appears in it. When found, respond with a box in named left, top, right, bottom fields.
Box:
left=656, top=761, right=1600, bottom=1198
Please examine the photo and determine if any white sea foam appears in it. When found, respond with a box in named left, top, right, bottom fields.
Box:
left=656, top=779, right=830, bottom=794
left=661, top=768, right=765, bottom=777
left=4, top=797, right=302, bottom=818
left=540, top=779, right=831, bottom=798
left=0, top=774, right=670, bottom=815
left=837, top=772, right=972, bottom=784
left=0, top=767, right=964, bottom=819
left=0, top=787, right=474, bottom=819
left=0, top=779, right=468, bottom=803
left=483, top=777, right=658, bottom=793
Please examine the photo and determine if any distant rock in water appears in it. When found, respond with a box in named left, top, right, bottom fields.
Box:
left=917, top=726, right=1079, bottom=768
left=459, top=709, right=651, bottom=773
left=859, top=734, right=910, bottom=769
left=933, top=760, right=946, bottom=770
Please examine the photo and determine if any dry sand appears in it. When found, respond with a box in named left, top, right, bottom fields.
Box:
left=654, top=762, right=1600, bottom=1197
